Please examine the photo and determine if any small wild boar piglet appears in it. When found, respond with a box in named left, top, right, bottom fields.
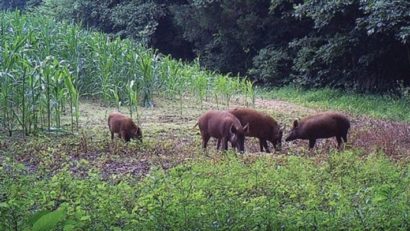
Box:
left=108, top=112, right=142, bottom=142
left=285, top=112, right=350, bottom=149
left=196, top=110, right=249, bottom=153
left=229, top=108, right=283, bottom=153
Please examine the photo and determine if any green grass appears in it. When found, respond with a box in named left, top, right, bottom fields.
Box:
left=262, top=86, right=410, bottom=122
left=1, top=151, right=409, bottom=230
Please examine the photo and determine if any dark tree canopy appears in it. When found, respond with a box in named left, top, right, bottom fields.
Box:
left=2, top=0, right=410, bottom=94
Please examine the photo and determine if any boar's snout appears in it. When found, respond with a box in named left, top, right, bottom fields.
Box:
left=274, top=129, right=284, bottom=151
left=229, top=124, right=247, bottom=153
left=136, top=129, right=143, bottom=141
left=285, top=120, right=299, bottom=142
left=274, top=140, right=282, bottom=151
left=285, top=128, right=299, bottom=142
left=237, top=137, right=245, bottom=153
left=285, top=133, right=296, bottom=142
left=229, top=132, right=245, bottom=153
left=132, top=127, right=143, bottom=142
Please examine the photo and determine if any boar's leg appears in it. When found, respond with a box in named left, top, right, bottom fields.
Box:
left=216, top=139, right=232, bottom=150
left=221, top=137, right=229, bottom=150
left=342, top=133, right=348, bottom=143
left=309, top=139, right=316, bottom=149
left=225, top=139, right=231, bottom=151
left=259, top=139, right=270, bottom=153
left=202, top=134, right=210, bottom=149
left=120, top=131, right=130, bottom=142
left=111, top=132, right=114, bottom=140
left=217, top=138, right=221, bottom=150
left=263, top=140, right=271, bottom=153
left=259, top=139, right=264, bottom=152
left=336, top=136, right=342, bottom=149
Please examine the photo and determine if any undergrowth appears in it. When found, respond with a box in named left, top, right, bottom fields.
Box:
left=0, top=151, right=409, bottom=230
left=262, top=86, right=410, bottom=122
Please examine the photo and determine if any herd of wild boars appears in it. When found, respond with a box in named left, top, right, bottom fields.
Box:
left=108, top=109, right=350, bottom=153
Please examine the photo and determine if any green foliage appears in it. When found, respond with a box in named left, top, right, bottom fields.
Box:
left=248, top=46, right=293, bottom=86
left=111, top=0, right=164, bottom=44
left=31, top=208, right=66, bottom=231
left=172, top=0, right=281, bottom=74
left=0, top=11, right=254, bottom=135
left=0, top=12, right=80, bottom=135
left=3, top=0, right=410, bottom=94
left=290, top=0, right=410, bottom=93
left=0, top=152, right=409, bottom=229
left=35, top=0, right=164, bottom=46
left=358, top=0, right=410, bottom=43
left=263, top=86, right=410, bottom=122
left=0, top=0, right=26, bottom=10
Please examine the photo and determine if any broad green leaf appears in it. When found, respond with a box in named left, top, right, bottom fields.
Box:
left=32, top=208, right=66, bottom=231
left=28, top=210, right=51, bottom=226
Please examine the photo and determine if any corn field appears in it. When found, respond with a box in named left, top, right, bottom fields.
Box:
left=0, top=11, right=254, bottom=136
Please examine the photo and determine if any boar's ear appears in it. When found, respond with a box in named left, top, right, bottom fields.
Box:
left=243, top=123, right=249, bottom=133
left=230, top=124, right=237, bottom=134
left=293, top=120, right=299, bottom=128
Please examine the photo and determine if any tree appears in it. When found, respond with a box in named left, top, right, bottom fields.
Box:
left=285, top=0, right=410, bottom=92
left=0, top=0, right=27, bottom=10
left=172, top=0, right=276, bottom=74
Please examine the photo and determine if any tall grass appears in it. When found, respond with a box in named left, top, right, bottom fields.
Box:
left=0, top=12, right=80, bottom=135
left=263, top=86, right=410, bottom=122
left=0, top=11, right=255, bottom=135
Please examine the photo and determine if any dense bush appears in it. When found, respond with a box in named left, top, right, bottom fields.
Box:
left=1, top=152, right=409, bottom=230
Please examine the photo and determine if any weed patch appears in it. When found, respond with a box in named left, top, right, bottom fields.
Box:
left=1, top=152, right=409, bottom=230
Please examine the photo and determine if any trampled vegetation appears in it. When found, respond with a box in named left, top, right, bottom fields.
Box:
left=0, top=10, right=410, bottom=231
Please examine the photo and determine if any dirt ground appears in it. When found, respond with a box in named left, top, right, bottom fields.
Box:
left=1, top=96, right=409, bottom=180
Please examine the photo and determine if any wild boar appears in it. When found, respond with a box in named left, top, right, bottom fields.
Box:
left=229, top=108, right=283, bottom=153
left=108, top=112, right=142, bottom=142
left=285, top=112, right=350, bottom=149
left=196, top=110, right=249, bottom=152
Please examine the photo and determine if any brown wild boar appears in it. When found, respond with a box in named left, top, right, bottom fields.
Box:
left=108, top=112, right=142, bottom=142
left=196, top=110, right=249, bottom=152
left=229, top=108, right=283, bottom=153
left=285, top=112, right=350, bottom=149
